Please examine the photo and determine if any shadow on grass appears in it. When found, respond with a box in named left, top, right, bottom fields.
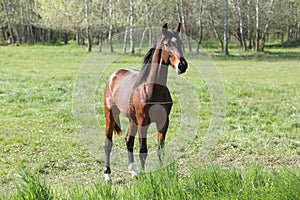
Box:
left=266, top=39, right=300, bottom=48
left=207, top=49, right=300, bottom=62
left=191, top=40, right=300, bottom=62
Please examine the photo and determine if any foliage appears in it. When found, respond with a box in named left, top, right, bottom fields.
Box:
left=0, top=0, right=299, bottom=52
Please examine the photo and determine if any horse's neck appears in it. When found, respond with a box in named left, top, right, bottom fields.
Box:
left=146, top=47, right=168, bottom=95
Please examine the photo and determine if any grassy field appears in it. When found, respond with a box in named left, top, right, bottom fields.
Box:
left=0, top=42, right=299, bottom=199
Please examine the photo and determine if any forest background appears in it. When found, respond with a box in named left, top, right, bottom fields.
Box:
left=1, top=0, right=300, bottom=53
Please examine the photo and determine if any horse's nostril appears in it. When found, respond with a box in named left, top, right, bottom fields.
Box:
left=178, top=58, right=188, bottom=73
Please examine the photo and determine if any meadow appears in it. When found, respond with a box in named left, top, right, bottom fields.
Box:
left=0, top=42, right=299, bottom=199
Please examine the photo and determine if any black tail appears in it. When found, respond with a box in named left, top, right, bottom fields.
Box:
left=113, top=117, right=122, bottom=135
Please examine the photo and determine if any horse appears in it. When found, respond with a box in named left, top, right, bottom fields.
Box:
left=103, top=23, right=188, bottom=181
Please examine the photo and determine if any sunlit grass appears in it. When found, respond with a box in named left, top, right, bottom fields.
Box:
left=0, top=43, right=299, bottom=199
left=13, top=164, right=300, bottom=200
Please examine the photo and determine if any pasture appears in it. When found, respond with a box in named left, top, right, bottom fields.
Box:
left=0, top=43, right=299, bottom=199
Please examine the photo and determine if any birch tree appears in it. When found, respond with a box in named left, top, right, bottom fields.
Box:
left=129, top=0, right=135, bottom=54
left=223, top=0, right=229, bottom=55
left=196, top=0, right=204, bottom=53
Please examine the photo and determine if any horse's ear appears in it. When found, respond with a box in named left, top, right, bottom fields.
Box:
left=162, top=23, right=168, bottom=35
left=174, top=23, right=181, bottom=33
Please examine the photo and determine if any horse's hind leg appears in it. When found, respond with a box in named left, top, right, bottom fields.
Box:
left=104, top=106, right=119, bottom=181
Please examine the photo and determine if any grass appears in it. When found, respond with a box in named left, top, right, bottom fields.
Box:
left=11, top=164, right=300, bottom=200
left=0, top=41, right=299, bottom=199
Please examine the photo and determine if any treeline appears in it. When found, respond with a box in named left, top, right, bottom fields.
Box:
left=1, top=0, right=299, bottom=53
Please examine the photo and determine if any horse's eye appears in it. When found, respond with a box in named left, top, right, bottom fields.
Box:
left=165, top=41, right=171, bottom=48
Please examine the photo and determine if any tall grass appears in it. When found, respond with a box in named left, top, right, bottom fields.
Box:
left=13, top=164, right=300, bottom=199
left=15, top=169, right=53, bottom=200
left=186, top=165, right=300, bottom=199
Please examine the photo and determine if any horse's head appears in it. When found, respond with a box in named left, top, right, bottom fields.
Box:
left=161, top=23, right=188, bottom=74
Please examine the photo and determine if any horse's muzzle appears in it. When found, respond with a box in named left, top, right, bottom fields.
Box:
left=177, top=57, right=188, bottom=74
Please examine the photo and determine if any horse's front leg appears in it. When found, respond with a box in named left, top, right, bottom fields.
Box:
left=138, top=125, right=149, bottom=171
left=157, top=116, right=169, bottom=165
left=125, top=120, right=138, bottom=178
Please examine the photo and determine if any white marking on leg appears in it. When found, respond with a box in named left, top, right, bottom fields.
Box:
left=128, top=162, right=138, bottom=178
left=104, top=173, right=111, bottom=181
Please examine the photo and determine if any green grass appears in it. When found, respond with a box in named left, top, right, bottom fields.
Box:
left=11, top=164, right=300, bottom=200
left=0, top=42, right=299, bottom=199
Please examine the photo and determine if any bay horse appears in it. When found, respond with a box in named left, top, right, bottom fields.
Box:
left=103, top=23, right=188, bottom=181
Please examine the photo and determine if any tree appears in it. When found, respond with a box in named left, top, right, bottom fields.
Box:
left=85, top=0, right=92, bottom=51
left=129, top=0, right=135, bottom=54
left=196, top=0, right=204, bottom=53
left=178, top=0, right=192, bottom=52
left=3, top=0, right=15, bottom=43
left=232, top=0, right=247, bottom=51
left=223, top=0, right=229, bottom=55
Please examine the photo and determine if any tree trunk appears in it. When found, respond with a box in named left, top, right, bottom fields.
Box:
left=3, top=0, right=14, bottom=43
left=0, top=27, right=4, bottom=41
left=42, top=28, right=45, bottom=44
left=27, top=0, right=34, bottom=44
left=260, top=24, right=269, bottom=51
left=196, top=0, right=203, bottom=53
left=138, top=27, right=149, bottom=56
left=223, top=0, right=229, bottom=55
left=123, top=26, right=128, bottom=55
left=148, top=27, right=152, bottom=47
left=85, top=0, right=92, bottom=52
left=237, top=3, right=246, bottom=51
left=76, top=29, right=80, bottom=46
left=129, top=0, right=135, bottom=54
left=255, top=0, right=260, bottom=51
left=98, top=0, right=104, bottom=52
left=13, top=27, right=20, bottom=44
left=145, top=1, right=152, bottom=48
left=259, top=0, right=273, bottom=51
left=108, top=0, right=113, bottom=52
left=47, top=29, right=51, bottom=43
left=247, top=0, right=252, bottom=50
left=20, top=0, right=25, bottom=43
left=179, top=0, right=192, bottom=52
left=98, top=30, right=102, bottom=52
left=63, top=30, right=68, bottom=45
left=208, top=6, right=223, bottom=50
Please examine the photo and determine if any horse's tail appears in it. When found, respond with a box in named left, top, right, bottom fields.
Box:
left=113, top=116, right=122, bottom=135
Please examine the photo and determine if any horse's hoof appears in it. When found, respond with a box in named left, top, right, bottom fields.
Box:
left=132, top=173, right=139, bottom=179
left=104, top=173, right=111, bottom=182
left=128, top=162, right=139, bottom=179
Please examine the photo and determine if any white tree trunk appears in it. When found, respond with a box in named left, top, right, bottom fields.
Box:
left=179, top=0, right=192, bottom=52
left=255, top=0, right=260, bottom=51
left=123, top=26, right=128, bottom=55
left=223, top=0, right=229, bottom=55
left=247, top=0, right=252, bottom=50
left=108, top=0, right=113, bottom=52
left=85, top=0, right=92, bottom=52
left=196, top=0, right=203, bottom=53
left=129, top=0, right=135, bottom=54
left=260, top=0, right=274, bottom=51
left=3, top=0, right=14, bottom=43
left=237, top=3, right=246, bottom=51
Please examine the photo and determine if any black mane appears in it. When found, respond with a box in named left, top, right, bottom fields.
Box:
left=134, top=46, right=156, bottom=86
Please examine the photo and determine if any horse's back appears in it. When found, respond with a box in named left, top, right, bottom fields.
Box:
left=106, top=68, right=138, bottom=91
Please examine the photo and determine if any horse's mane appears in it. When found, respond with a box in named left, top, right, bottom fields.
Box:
left=134, top=46, right=156, bottom=87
